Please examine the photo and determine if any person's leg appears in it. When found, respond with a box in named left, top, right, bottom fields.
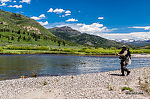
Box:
left=123, top=62, right=130, bottom=76
left=121, top=60, right=125, bottom=76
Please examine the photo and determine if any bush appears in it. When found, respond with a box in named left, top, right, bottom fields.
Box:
left=43, top=81, right=47, bottom=86
left=121, top=87, right=133, bottom=92
left=63, top=48, right=73, bottom=52
left=51, top=48, right=60, bottom=51
left=0, top=47, right=3, bottom=51
left=78, top=47, right=89, bottom=52
left=6, top=45, right=51, bottom=50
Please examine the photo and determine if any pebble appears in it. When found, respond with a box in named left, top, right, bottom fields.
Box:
left=0, top=67, right=150, bottom=99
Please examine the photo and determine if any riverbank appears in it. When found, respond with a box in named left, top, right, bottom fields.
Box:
left=0, top=67, right=150, bottom=99
left=1, top=45, right=150, bottom=56
left=0, top=51, right=150, bottom=58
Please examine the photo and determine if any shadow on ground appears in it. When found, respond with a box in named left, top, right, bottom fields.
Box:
left=109, top=74, right=124, bottom=76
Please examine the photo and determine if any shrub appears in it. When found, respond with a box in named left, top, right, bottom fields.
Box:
left=63, top=48, right=73, bottom=52
left=121, top=87, right=133, bottom=92
left=43, top=81, right=47, bottom=86
left=0, top=47, right=3, bottom=51
left=6, top=45, right=51, bottom=50
left=78, top=47, right=89, bottom=52
left=51, top=48, right=60, bottom=51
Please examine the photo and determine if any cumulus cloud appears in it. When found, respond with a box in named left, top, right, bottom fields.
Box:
left=30, top=16, right=40, bottom=20
left=39, top=21, right=48, bottom=26
left=47, top=8, right=71, bottom=15
left=13, top=0, right=16, bottom=2
left=71, top=23, right=116, bottom=34
left=65, top=10, right=71, bottom=13
left=66, top=18, right=78, bottom=22
left=47, top=8, right=65, bottom=13
left=65, top=13, right=71, bottom=16
left=8, top=5, right=22, bottom=8
left=129, top=26, right=150, bottom=30
left=39, top=14, right=45, bottom=18
left=98, top=17, right=104, bottom=19
left=47, top=8, right=53, bottom=12
left=99, top=32, right=150, bottom=41
left=31, top=14, right=46, bottom=20
left=20, top=0, right=31, bottom=4
left=0, top=2, right=6, bottom=6
left=47, top=22, right=150, bottom=41
left=53, top=8, right=65, bottom=14
left=0, top=0, right=11, bottom=3
left=59, top=13, right=71, bottom=17
left=55, top=22, right=116, bottom=35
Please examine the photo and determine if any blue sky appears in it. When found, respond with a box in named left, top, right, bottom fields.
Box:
left=0, top=0, right=150, bottom=41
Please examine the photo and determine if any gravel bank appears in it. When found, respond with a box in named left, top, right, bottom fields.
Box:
left=0, top=67, right=150, bottom=99
left=132, top=54, right=150, bottom=58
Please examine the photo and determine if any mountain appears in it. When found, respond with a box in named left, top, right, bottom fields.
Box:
left=0, top=9, right=68, bottom=46
left=127, top=40, right=150, bottom=47
left=49, top=26, right=127, bottom=48
left=114, top=39, right=150, bottom=47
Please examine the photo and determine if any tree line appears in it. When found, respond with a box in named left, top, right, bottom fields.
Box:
left=0, top=28, right=66, bottom=46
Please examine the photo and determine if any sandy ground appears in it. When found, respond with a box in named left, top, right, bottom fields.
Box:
left=132, top=54, right=150, bottom=58
left=0, top=67, right=150, bottom=99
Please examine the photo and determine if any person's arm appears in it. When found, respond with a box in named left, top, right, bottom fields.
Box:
left=116, top=50, right=127, bottom=56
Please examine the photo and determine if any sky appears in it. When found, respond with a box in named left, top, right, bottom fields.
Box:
left=0, top=0, right=150, bottom=41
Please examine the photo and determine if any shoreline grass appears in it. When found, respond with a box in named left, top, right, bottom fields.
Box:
left=0, top=45, right=149, bottom=55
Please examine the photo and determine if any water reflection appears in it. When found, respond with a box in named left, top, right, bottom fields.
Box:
left=0, top=55, right=149, bottom=80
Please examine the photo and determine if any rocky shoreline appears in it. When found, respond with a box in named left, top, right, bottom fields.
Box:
left=0, top=67, right=150, bottom=99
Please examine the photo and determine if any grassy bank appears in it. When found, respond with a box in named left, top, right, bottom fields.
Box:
left=0, top=45, right=149, bottom=55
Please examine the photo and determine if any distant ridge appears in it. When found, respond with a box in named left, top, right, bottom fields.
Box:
left=49, top=26, right=126, bottom=48
left=0, top=9, right=69, bottom=46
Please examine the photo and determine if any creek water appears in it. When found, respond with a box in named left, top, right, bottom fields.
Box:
left=0, top=54, right=149, bottom=80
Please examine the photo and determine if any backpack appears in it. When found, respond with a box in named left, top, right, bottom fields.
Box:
left=125, top=48, right=132, bottom=65
left=119, top=48, right=131, bottom=60
left=126, top=48, right=131, bottom=59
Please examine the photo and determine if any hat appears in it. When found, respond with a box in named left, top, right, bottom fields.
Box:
left=122, top=45, right=127, bottom=48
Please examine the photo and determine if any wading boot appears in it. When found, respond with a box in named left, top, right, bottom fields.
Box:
left=127, top=71, right=130, bottom=76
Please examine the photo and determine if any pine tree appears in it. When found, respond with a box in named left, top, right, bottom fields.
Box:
left=11, top=36, right=14, bottom=40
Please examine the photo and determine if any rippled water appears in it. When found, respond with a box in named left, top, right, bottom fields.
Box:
left=0, top=54, right=150, bottom=80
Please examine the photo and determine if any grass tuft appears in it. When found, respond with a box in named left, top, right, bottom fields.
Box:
left=121, top=87, right=133, bottom=92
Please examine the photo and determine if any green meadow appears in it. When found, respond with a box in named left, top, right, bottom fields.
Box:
left=0, top=45, right=149, bottom=55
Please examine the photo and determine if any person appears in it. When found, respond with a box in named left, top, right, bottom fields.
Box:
left=116, top=45, right=131, bottom=76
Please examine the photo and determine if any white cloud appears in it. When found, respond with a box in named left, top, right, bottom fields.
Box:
left=75, top=23, right=113, bottom=34
left=0, top=2, right=6, bottom=6
left=39, top=14, right=45, bottom=18
left=31, top=14, right=46, bottom=20
left=65, top=13, right=71, bottom=16
left=47, top=8, right=53, bottom=12
left=46, top=22, right=150, bottom=41
left=55, top=23, right=116, bottom=34
left=20, top=0, right=31, bottom=4
left=31, top=16, right=40, bottom=20
left=8, top=5, right=22, bottom=8
left=59, top=14, right=71, bottom=17
left=99, top=32, right=150, bottom=41
left=53, top=8, right=65, bottom=14
left=39, top=21, right=48, bottom=26
left=0, top=0, right=11, bottom=3
left=47, top=8, right=66, bottom=14
left=98, top=17, right=104, bottom=19
left=66, top=18, right=78, bottom=22
left=129, top=26, right=150, bottom=30
left=65, top=10, right=71, bottom=13
left=47, top=8, right=72, bottom=17
left=13, top=0, right=16, bottom=3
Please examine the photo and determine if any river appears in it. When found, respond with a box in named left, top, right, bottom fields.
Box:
left=0, top=54, right=149, bottom=80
